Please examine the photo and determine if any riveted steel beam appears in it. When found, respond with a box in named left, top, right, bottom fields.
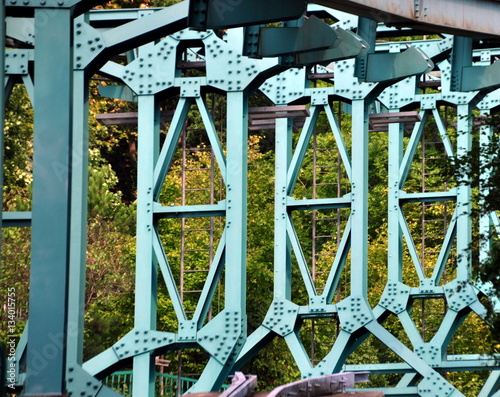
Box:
left=0, top=2, right=5, bottom=241
left=1, top=212, right=32, bottom=227
left=188, top=0, right=307, bottom=29
left=7, top=3, right=500, bottom=396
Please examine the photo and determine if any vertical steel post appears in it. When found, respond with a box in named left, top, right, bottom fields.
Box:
left=26, top=7, right=73, bottom=396
left=193, top=90, right=248, bottom=392
left=66, top=68, right=89, bottom=367
left=274, top=118, right=293, bottom=300
left=133, top=94, right=160, bottom=397
left=224, top=90, right=248, bottom=313
left=456, top=104, right=472, bottom=280
left=479, top=108, right=492, bottom=265
left=354, top=17, right=377, bottom=81
left=450, top=37, right=473, bottom=92
left=350, top=99, right=368, bottom=296
left=388, top=109, right=403, bottom=281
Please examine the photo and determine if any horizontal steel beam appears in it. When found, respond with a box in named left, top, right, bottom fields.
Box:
left=346, top=355, right=500, bottom=373
left=287, top=197, right=352, bottom=211
left=1, top=211, right=31, bottom=227
left=153, top=201, right=226, bottom=219
left=220, top=372, right=257, bottom=397
left=314, top=0, right=500, bottom=37
left=399, top=190, right=457, bottom=204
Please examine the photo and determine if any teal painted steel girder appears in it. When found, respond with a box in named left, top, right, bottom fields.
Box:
left=1, top=212, right=31, bottom=227
left=188, top=0, right=306, bottom=29
left=242, top=28, right=496, bottom=396
left=82, top=28, right=287, bottom=393
left=26, top=7, right=73, bottom=395
left=133, top=93, right=160, bottom=397
left=66, top=67, right=90, bottom=375
left=73, top=1, right=190, bottom=72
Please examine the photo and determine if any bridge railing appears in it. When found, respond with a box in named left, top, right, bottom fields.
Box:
left=103, top=371, right=202, bottom=397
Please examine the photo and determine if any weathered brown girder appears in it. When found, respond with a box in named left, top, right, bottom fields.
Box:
left=315, top=0, right=500, bottom=37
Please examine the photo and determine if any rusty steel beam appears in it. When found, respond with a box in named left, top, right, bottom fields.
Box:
left=313, top=0, right=500, bottom=37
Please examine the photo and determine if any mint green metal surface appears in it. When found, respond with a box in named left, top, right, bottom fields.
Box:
left=66, top=68, right=89, bottom=370
left=133, top=94, right=160, bottom=397
left=4, top=1, right=500, bottom=396
left=258, top=16, right=340, bottom=57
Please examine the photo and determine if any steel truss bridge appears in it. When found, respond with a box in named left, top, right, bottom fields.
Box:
left=2, top=0, right=500, bottom=396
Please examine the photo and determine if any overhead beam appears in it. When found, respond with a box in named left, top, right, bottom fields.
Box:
left=188, top=0, right=306, bottom=29
left=101, top=1, right=189, bottom=57
left=313, top=0, right=500, bottom=37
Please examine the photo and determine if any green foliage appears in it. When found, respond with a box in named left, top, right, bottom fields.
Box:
left=0, top=227, right=30, bottom=343
left=1, top=89, right=137, bottom=358
left=84, top=218, right=136, bottom=359
left=88, top=81, right=139, bottom=203
left=3, top=85, right=33, bottom=210
left=84, top=151, right=136, bottom=360
left=449, top=113, right=500, bottom=347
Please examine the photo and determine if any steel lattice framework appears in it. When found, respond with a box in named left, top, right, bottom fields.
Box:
left=3, top=1, right=500, bottom=396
